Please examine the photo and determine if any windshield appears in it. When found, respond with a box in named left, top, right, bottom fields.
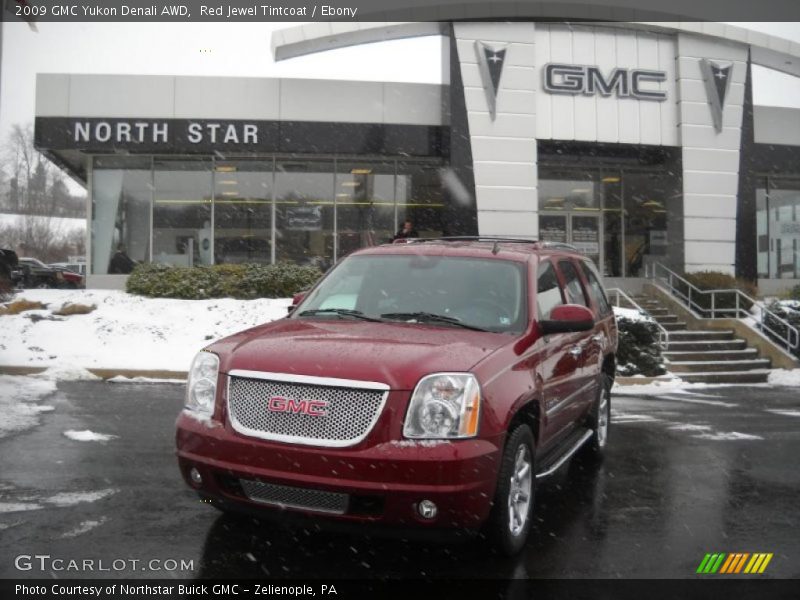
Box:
left=296, top=254, right=528, bottom=333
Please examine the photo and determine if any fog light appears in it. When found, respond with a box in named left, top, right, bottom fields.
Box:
left=189, top=467, right=203, bottom=486
left=417, top=499, right=438, bottom=519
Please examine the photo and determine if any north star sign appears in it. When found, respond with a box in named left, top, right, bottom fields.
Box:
left=543, top=63, right=668, bottom=101
left=73, top=121, right=259, bottom=144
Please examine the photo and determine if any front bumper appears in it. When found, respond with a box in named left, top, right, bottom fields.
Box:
left=176, top=408, right=502, bottom=530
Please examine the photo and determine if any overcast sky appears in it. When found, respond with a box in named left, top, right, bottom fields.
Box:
left=1, top=21, right=799, bottom=154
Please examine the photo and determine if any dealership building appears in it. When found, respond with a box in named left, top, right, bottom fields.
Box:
left=34, top=21, right=800, bottom=290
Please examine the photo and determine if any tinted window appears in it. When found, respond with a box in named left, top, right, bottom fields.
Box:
left=536, top=261, right=564, bottom=319
left=558, top=260, right=589, bottom=307
left=580, top=261, right=612, bottom=316
left=298, top=254, right=527, bottom=333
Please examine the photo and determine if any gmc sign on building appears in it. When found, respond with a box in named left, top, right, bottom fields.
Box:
left=543, top=63, right=668, bottom=101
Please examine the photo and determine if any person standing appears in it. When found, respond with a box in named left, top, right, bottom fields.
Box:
left=392, top=219, right=419, bottom=241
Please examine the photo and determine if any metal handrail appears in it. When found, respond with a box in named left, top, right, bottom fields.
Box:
left=645, top=262, right=799, bottom=353
left=607, top=287, right=670, bottom=351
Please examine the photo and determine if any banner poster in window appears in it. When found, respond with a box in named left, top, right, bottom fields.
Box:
left=286, top=206, right=322, bottom=231
left=571, top=216, right=599, bottom=255
left=539, top=215, right=567, bottom=243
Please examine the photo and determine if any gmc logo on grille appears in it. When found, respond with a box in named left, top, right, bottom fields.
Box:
left=267, top=396, right=329, bottom=417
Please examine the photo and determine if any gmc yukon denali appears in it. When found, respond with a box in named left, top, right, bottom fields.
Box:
left=176, top=238, right=618, bottom=555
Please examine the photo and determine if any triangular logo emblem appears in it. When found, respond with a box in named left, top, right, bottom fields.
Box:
left=475, top=41, right=509, bottom=120
left=700, top=59, right=733, bottom=133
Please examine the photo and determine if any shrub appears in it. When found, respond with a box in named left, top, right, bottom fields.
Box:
left=678, top=271, right=758, bottom=316
left=126, top=262, right=322, bottom=300
left=615, top=314, right=667, bottom=377
left=788, top=284, right=800, bottom=301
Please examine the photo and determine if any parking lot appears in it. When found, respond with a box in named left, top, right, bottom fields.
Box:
left=0, top=379, right=798, bottom=579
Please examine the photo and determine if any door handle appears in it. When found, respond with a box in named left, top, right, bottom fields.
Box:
left=569, top=345, right=582, bottom=358
left=591, top=334, right=603, bottom=343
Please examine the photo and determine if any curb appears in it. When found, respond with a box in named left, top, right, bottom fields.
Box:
left=615, top=376, right=677, bottom=386
left=0, top=366, right=188, bottom=380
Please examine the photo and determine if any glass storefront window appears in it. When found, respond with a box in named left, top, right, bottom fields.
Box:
left=758, top=178, right=800, bottom=279
left=396, top=162, right=445, bottom=238
left=214, top=161, right=272, bottom=264
left=335, top=162, right=396, bottom=254
left=153, top=159, right=213, bottom=267
left=91, top=156, right=152, bottom=275
left=275, top=161, right=335, bottom=269
left=538, top=164, right=681, bottom=277
left=90, top=156, right=447, bottom=276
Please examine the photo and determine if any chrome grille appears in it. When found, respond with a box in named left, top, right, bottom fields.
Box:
left=227, top=371, right=388, bottom=447
left=240, top=479, right=348, bottom=515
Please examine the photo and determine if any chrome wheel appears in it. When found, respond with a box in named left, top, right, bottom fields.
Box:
left=507, top=444, right=532, bottom=537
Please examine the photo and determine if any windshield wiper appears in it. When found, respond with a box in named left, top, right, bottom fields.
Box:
left=380, top=311, right=490, bottom=332
left=298, top=308, right=384, bottom=322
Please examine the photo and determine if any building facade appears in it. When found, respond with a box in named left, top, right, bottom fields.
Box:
left=34, top=21, right=800, bottom=290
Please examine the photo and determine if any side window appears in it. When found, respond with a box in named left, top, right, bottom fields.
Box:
left=557, top=260, right=590, bottom=307
left=536, top=261, right=564, bottom=319
left=580, top=261, right=612, bottom=316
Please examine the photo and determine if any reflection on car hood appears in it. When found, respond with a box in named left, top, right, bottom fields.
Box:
left=209, top=318, right=513, bottom=390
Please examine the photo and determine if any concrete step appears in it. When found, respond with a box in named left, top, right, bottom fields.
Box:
left=660, top=321, right=689, bottom=331
left=663, top=348, right=760, bottom=361
left=652, top=314, right=679, bottom=323
left=666, top=358, right=772, bottom=373
left=677, top=370, right=771, bottom=384
left=668, top=330, right=735, bottom=341
left=666, top=339, right=748, bottom=352
left=645, top=308, right=671, bottom=316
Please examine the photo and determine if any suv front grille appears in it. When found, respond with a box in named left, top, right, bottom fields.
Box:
left=226, top=370, right=389, bottom=447
left=240, top=479, right=349, bottom=514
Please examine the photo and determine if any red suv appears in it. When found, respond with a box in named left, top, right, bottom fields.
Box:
left=176, top=238, right=617, bottom=554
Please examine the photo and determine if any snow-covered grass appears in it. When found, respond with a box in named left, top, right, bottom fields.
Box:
left=0, top=289, right=291, bottom=372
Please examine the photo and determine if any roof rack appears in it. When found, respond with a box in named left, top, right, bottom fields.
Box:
left=394, top=236, right=580, bottom=253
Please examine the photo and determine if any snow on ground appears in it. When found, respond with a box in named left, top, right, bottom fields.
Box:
left=60, top=517, right=108, bottom=539
left=612, top=306, right=654, bottom=322
left=63, top=430, right=117, bottom=442
left=768, top=368, right=800, bottom=386
left=0, top=502, right=43, bottom=513
left=613, top=379, right=712, bottom=395
left=0, top=375, right=57, bottom=438
left=45, top=489, right=116, bottom=507
left=0, top=289, right=291, bottom=372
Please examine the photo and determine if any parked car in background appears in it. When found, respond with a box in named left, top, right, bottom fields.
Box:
left=19, top=257, right=84, bottom=289
left=177, top=237, right=618, bottom=555
left=50, top=262, right=86, bottom=277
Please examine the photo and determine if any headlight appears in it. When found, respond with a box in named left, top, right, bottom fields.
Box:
left=186, top=351, right=219, bottom=415
left=403, top=373, right=481, bottom=439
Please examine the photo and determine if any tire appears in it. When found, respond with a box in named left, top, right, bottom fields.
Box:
left=484, top=424, right=536, bottom=556
left=582, top=373, right=611, bottom=459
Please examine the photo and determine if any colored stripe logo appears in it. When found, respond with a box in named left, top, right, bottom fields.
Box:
left=696, top=553, right=773, bottom=574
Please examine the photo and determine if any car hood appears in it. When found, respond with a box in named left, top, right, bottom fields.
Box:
left=208, top=318, right=514, bottom=390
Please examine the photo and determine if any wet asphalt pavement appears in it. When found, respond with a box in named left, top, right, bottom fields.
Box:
left=0, top=380, right=798, bottom=580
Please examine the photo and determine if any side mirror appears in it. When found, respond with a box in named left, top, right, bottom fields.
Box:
left=539, top=304, right=594, bottom=335
left=287, top=291, right=307, bottom=314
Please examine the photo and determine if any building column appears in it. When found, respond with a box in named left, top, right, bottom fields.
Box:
left=452, top=23, right=539, bottom=238
left=677, top=33, right=748, bottom=275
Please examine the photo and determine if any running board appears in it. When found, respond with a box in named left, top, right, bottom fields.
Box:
left=535, top=429, right=593, bottom=480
